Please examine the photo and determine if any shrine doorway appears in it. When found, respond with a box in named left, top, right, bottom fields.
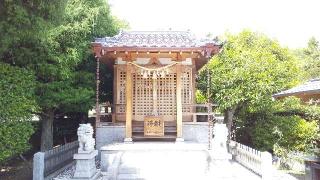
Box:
left=132, top=72, right=177, bottom=122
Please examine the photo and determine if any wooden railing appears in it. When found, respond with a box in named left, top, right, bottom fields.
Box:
left=33, top=141, right=78, bottom=180
left=90, top=103, right=217, bottom=122
left=229, top=140, right=272, bottom=179
left=89, top=103, right=113, bottom=117
left=183, top=103, right=217, bottom=122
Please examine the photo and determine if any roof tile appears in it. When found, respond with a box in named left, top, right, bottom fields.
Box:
left=94, top=30, right=221, bottom=48
left=273, top=79, right=320, bottom=97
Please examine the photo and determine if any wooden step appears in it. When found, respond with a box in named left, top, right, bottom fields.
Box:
left=132, top=120, right=177, bottom=134
left=132, top=126, right=177, bottom=133
left=132, top=132, right=176, bottom=141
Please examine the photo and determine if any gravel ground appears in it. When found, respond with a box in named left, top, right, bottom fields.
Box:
left=54, top=160, right=101, bottom=180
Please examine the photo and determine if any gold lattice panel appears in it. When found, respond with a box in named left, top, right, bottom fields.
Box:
left=132, top=73, right=153, bottom=120
left=132, top=72, right=177, bottom=121
left=116, top=65, right=193, bottom=121
left=182, top=67, right=192, bottom=113
left=157, top=73, right=177, bottom=120
left=117, top=70, right=126, bottom=113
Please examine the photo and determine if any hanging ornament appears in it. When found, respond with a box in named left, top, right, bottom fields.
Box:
left=152, top=72, right=157, bottom=79
left=160, top=71, right=165, bottom=78
left=143, top=71, right=148, bottom=78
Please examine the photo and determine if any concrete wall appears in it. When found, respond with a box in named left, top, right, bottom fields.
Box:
left=96, top=124, right=125, bottom=150
left=182, top=122, right=209, bottom=143
left=96, top=122, right=210, bottom=149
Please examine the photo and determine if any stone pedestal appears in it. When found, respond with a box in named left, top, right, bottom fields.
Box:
left=123, top=138, right=133, bottom=143
left=210, top=123, right=232, bottom=160
left=175, top=137, right=184, bottom=143
left=73, top=150, right=100, bottom=180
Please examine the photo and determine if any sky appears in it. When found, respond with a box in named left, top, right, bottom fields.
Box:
left=108, top=0, right=320, bottom=48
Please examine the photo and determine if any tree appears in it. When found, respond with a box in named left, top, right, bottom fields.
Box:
left=0, top=0, right=125, bottom=151
left=198, top=30, right=301, bottom=140
left=36, top=0, right=125, bottom=151
left=0, top=0, right=67, bottom=152
left=251, top=97, right=319, bottom=152
left=0, top=63, right=37, bottom=163
left=295, top=37, right=320, bottom=79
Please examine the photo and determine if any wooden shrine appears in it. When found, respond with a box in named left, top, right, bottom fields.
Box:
left=92, top=31, right=221, bottom=142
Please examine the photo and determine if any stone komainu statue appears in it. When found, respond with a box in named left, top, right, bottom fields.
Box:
left=213, top=123, right=229, bottom=152
left=77, top=123, right=95, bottom=153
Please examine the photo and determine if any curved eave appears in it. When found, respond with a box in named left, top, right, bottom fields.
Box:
left=273, top=89, right=320, bottom=99
left=92, top=42, right=222, bottom=57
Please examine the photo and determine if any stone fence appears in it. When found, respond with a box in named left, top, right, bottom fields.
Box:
left=33, top=141, right=78, bottom=180
left=229, top=140, right=272, bottom=180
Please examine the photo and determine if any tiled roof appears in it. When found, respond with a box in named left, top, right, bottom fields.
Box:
left=273, top=79, right=320, bottom=98
left=94, top=30, right=221, bottom=48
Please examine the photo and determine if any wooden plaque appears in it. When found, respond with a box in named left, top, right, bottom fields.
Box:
left=144, top=116, right=164, bottom=136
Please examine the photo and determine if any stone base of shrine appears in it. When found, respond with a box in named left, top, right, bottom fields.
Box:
left=96, top=122, right=209, bottom=150
left=96, top=123, right=125, bottom=151
left=182, top=122, right=209, bottom=144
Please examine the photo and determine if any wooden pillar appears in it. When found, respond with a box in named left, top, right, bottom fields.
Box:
left=112, top=65, right=117, bottom=123
left=176, top=64, right=184, bottom=141
left=124, top=63, right=133, bottom=142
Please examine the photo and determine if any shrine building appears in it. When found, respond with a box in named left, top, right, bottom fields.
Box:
left=91, top=31, right=222, bottom=148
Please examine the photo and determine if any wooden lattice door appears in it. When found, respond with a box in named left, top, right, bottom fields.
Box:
left=133, top=72, right=177, bottom=121
left=116, top=65, right=193, bottom=122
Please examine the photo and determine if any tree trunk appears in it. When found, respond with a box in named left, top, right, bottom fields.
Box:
left=224, top=105, right=237, bottom=141
left=40, top=109, right=54, bottom=151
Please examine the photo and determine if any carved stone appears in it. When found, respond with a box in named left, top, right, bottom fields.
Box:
left=211, top=123, right=231, bottom=160
left=73, top=124, right=100, bottom=180
left=77, top=124, right=95, bottom=153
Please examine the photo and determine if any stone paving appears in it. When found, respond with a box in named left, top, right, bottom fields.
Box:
left=54, top=142, right=299, bottom=180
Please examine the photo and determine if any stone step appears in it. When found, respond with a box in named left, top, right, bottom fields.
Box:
left=132, top=134, right=177, bottom=141
left=117, top=173, right=145, bottom=180
left=118, top=164, right=140, bottom=174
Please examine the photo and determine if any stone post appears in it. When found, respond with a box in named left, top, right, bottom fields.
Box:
left=261, top=151, right=272, bottom=180
left=33, top=152, right=45, bottom=180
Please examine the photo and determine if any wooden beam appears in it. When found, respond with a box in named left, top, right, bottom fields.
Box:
left=99, top=46, right=206, bottom=52
left=104, top=52, right=200, bottom=60
left=125, top=63, right=133, bottom=142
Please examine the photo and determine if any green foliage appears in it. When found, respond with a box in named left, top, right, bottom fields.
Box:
left=195, top=90, right=207, bottom=104
left=0, top=0, right=126, bottom=150
left=237, top=97, right=320, bottom=154
left=0, top=63, right=37, bottom=163
left=1, top=0, right=125, bottom=114
left=0, top=121, right=34, bottom=163
left=274, top=97, right=320, bottom=122
left=0, top=63, right=37, bottom=120
left=199, top=30, right=302, bottom=111
left=253, top=115, right=318, bottom=152
left=296, top=37, right=320, bottom=79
